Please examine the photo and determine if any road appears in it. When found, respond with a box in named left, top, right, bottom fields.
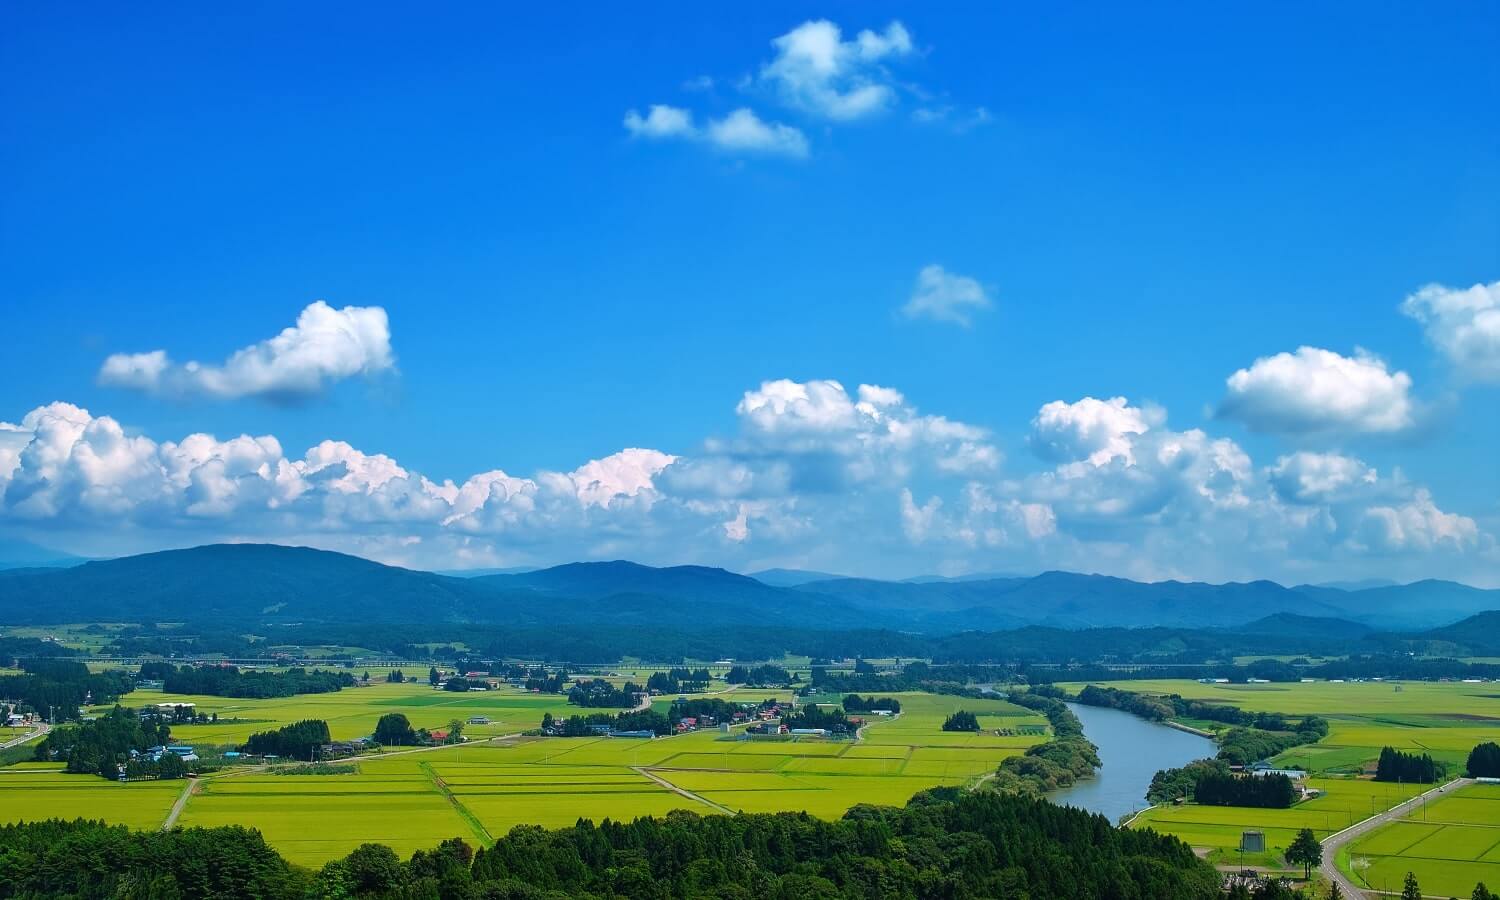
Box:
left=1318, top=776, right=1472, bottom=898
left=0, top=722, right=48, bottom=750
left=161, top=777, right=199, bottom=830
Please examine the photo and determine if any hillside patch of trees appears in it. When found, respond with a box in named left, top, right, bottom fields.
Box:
left=1192, top=773, right=1296, bottom=808
left=842, top=694, right=901, bottom=713
left=34, top=706, right=172, bottom=778
left=567, top=678, right=645, bottom=708
left=1468, top=741, right=1500, bottom=777
left=4, top=660, right=134, bottom=723
left=1376, top=746, right=1442, bottom=783
left=989, top=690, right=1101, bottom=797
left=724, top=664, right=791, bottom=686
left=143, top=662, right=354, bottom=699
left=244, top=720, right=331, bottom=761
left=1147, top=758, right=1232, bottom=804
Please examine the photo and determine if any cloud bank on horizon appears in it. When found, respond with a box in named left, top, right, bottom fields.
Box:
left=3, top=270, right=1497, bottom=586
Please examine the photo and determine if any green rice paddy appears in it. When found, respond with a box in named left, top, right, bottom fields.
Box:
left=0, top=685, right=1045, bottom=867
left=1342, top=781, right=1500, bottom=896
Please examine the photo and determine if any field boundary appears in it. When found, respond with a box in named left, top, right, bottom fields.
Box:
left=418, top=761, right=494, bottom=846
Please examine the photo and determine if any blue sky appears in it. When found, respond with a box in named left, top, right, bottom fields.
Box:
left=2, top=4, right=1497, bottom=583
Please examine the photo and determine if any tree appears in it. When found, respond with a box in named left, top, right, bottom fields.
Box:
left=1285, top=828, right=1321, bottom=879
left=1326, top=883, right=1343, bottom=899
left=1467, top=741, right=1500, bottom=778
left=1474, top=883, right=1496, bottom=900
left=387, top=669, right=405, bottom=683
left=1401, top=872, right=1421, bottom=900
left=374, top=712, right=417, bottom=746
left=428, top=666, right=440, bottom=686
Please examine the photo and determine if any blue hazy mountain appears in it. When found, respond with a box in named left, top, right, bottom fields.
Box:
left=0, top=544, right=1493, bottom=631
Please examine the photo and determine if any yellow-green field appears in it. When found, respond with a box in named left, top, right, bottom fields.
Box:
left=1073, top=679, right=1500, bottom=884
left=1342, top=782, right=1500, bottom=897
left=0, top=687, right=1045, bottom=867
left=1131, top=776, right=1426, bottom=869
left=1065, top=678, right=1500, bottom=774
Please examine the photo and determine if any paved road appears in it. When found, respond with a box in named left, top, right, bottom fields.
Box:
left=161, top=777, right=199, bottom=830
left=0, top=723, right=48, bottom=750
left=1319, top=776, right=1472, bottom=897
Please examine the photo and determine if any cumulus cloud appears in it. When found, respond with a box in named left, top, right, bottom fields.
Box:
left=98, top=301, right=394, bottom=402
left=1219, top=346, right=1414, bottom=435
left=901, top=265, right=993, bottom=327
left=623, top=105, right=808, bottom=158
left=1401, top=280, right=1500, bottom=382
left=0, top=381, right=1486, bottom=583
left=1030, top=397, right=1161, bottom=467
left=760, top=20, right=913, bottom=121
left=1268, top=452, right=1379, bottom=504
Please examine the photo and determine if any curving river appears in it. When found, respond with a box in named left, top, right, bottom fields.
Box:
left=1049, top=702, right=1215, bottom=824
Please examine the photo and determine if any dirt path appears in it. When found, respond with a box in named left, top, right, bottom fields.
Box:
left=419, top=760, right=493, bottom=846
left=161, top=777, right=199, bottom=830
left=631, top=766, right=736, bottom=815
left=1320, top=776, right=1472, bottom=898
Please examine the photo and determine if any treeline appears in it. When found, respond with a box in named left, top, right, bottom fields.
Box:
left=1147, top=759, right=1231, bottom=804
left=142, top=662, right=354, bottom=699
left=1376, top=746, right=1443, bottom=783
left=1192, top=773, right=1296, bottom=808
left=34, top=706, right=172, bottom=778
left=989, top=689, right=1100, bottom=797
left=841, top=694, right=901, bottom=713
left=646, top=667, right=710, bottom=694
left=781, top=703, right=849, bottom=731
left=244, top=720, right=331, bottom=761
left=0, top=789, right=1221, bottom=898
left=942, top=710, right=980, bottom=732
left=2, top=660, right=134, bottom=724
left=566, top=678, right=644, bottom=708
left=723, top=663, right=790, bottom=686
left=1470, top=741, right=1500, bottom=777
left=540, top=709, right=672, bottom=737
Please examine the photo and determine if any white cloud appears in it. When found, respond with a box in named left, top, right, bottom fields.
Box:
left=1268, top=452, right=1379, bottom=504
left=1358, top=489, right=1479, bottom=553
left=761, top=20, right=913, bottom=121
left=704, top=109, right=809, bottom=158
left=1030, top=397, right=1161, bottom=467
left=98, top=301, right=394, bottom=402
left=0, top=381, right=1487, bottom=583
left=901, top=265, right=993, bottom=327
left=1220, top=346, right=1414, bottom=435
left=1401, top=280, right=1500, bottom=382
left=623, top=105, right=807, bottom=159
left=623, top=105, right=696, bottom=139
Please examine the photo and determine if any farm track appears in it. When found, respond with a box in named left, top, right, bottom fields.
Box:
left=419, top=760, right=493, bottom=846
left=631, top=766, right=736, bottom=815
left=161, top=777, right=199, bottom=831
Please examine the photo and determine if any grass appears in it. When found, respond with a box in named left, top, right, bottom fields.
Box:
left=1342, top=782, right=1500, bottom=897
left=0, top=686, right=1047, bottom=867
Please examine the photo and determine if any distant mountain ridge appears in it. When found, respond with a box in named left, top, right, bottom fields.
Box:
left=0, top=543, right=1494, bottom=631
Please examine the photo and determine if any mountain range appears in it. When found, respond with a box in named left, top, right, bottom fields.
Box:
left=0, top=543, right=1495, bottom=632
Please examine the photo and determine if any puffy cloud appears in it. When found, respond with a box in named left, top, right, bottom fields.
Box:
left=1268, top=452, right=1378, bottom=504
left=1401, top=280, right=1500, bottom=382
left=623, top=106, right=808, bottom=159
left=704, top=109, right=809, bottom=158
left=901, top=265, right=993, bottom=327
left=1220, top=346, right=1414, bottom=435
left=98, top=301, right=394, bottom=402
left=1358, top=490, right=1479, bottom=553
left=1030, top=397, right=1160, bottom=467
left=0, top=381, right=1486, bottom=583
left=622, top=104, right=696, bottom=139
left=761, top=20, right=913, bottom=121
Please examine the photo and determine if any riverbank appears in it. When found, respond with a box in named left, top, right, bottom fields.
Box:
left=1050, top=703, right=1215, bottom=823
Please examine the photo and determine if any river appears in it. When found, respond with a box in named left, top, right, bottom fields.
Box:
left=1049, top=702, right=1215, bottom=824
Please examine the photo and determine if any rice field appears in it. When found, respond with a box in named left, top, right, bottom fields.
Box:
left=1343, top=781, right=1500, bottom=897
left=0, top=686, right=1047, bottom=867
